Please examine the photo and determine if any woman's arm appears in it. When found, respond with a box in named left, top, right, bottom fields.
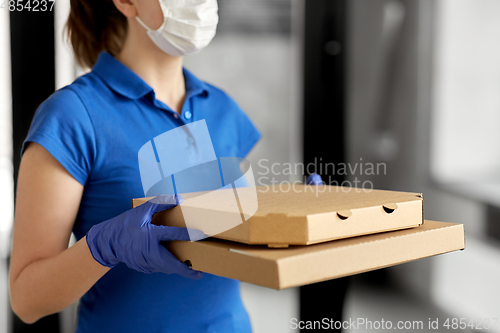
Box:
left=9, top=142, right=109, bottom=324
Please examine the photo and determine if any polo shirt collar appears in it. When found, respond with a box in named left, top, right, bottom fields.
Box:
left=92, top=52, right=210, bottom=100
left=182, top=67, right=210, bottom=98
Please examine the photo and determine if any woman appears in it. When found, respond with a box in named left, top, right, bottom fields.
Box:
left=9, top=0, right=260, bottom=331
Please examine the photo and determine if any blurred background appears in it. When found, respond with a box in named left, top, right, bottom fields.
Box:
left=1, top=0, right=500, bottom=332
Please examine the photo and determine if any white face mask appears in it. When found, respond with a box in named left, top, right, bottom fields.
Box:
left=136, top=0, right=218, bottom=57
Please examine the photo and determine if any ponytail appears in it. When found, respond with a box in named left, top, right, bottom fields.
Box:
left=65, top=0, right=127, bottom=69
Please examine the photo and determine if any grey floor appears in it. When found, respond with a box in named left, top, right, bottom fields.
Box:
left=344, top=276, right=475, bottom=333
left=241, top=270, right=477, bottom=333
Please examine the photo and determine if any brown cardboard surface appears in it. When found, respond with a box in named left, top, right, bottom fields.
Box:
left=133, top=185, right=423, bottom=246
left=165, top=220, right=465, bottom=290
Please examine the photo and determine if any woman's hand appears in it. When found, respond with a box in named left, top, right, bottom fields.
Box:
left=306, top=173, right=324, bottom=186
left=86, top=194, right=204, bottom=279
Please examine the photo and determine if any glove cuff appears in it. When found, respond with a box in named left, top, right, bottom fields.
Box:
left=86, top=224, right=117, bottom=268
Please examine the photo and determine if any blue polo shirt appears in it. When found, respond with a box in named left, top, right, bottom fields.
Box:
left=23, top=52, right=260, bottom=332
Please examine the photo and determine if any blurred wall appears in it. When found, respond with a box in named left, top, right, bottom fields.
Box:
left=347, top=0, right=500, bottom=329
left=0, top=5, right=12, bottom=333
left=430, top=0, right=500, bottom=326
left=432, top=0, right=500, bottom=180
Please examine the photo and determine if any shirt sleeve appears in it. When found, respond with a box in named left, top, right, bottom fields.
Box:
left=22, top=87, right=96, bottom=186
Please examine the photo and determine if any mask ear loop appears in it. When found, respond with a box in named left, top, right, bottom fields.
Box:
left=136, top=16, right=152, bottom=32
left=136, top=0, right=170, bottom=33
left=136, top=12, right=170, bottom=33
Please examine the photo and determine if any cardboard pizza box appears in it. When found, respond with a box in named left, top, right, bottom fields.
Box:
left=165, top=220, right=464, bottom=290
left=133, top=185, right=423, bottom=247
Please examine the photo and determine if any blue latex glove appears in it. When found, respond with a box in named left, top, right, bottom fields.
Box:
left=86, top=194, right=204, bottom=279
left=306, top=173, right=323, bottom=186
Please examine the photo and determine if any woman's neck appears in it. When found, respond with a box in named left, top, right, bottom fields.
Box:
left=115, top=27, right=186, bottom=114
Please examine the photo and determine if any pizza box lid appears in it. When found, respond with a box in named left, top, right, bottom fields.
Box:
left=133, top=184, right=423, bottom=247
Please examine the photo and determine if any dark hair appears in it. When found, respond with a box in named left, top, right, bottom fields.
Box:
left=65, top=0, right=128, bottom=69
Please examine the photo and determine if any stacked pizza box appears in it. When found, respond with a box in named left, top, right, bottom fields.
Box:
left=133, top=185, right=464, bottom=290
